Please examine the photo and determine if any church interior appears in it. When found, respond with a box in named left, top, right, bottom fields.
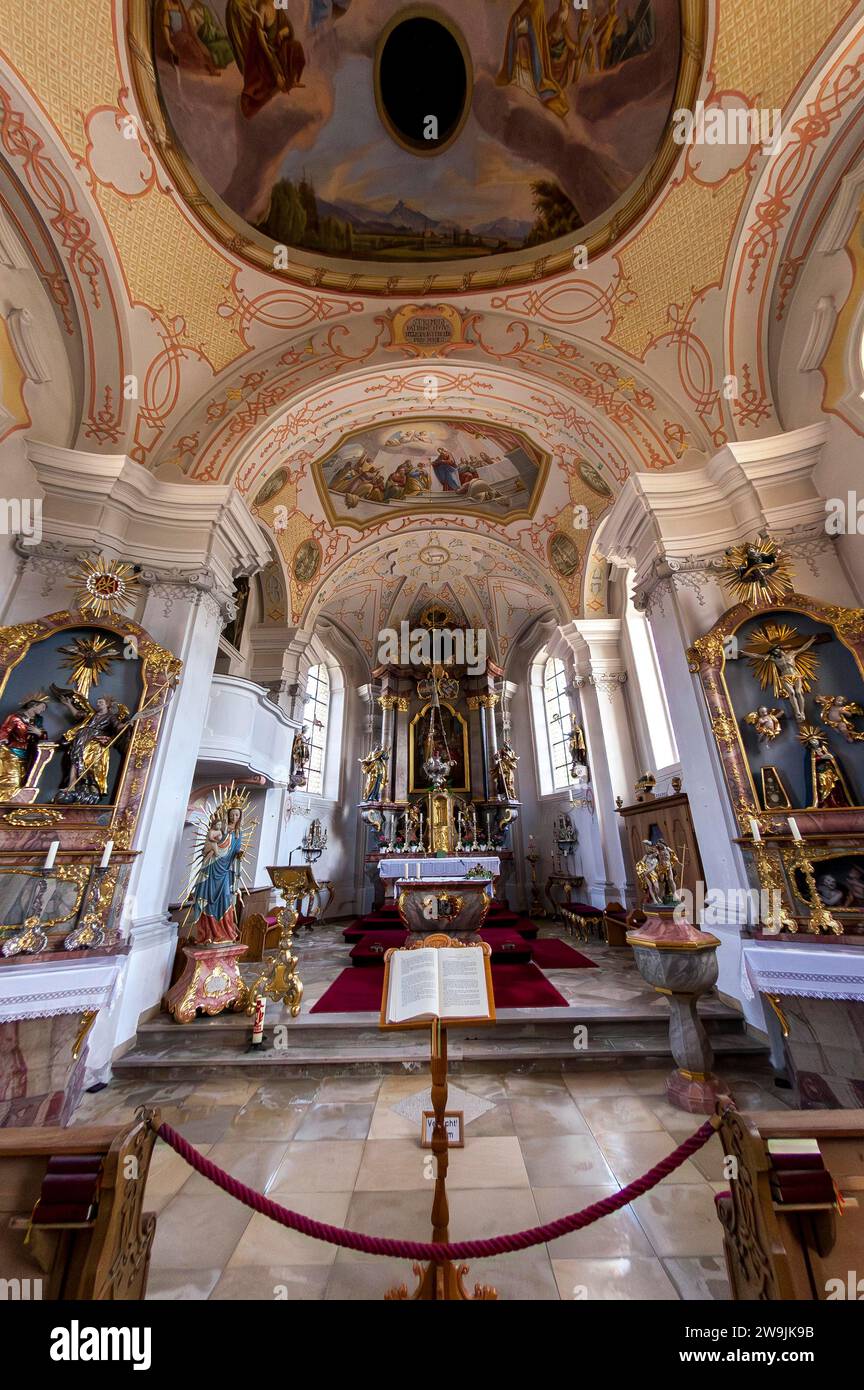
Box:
left=2, top=0, right=864, bottom=1317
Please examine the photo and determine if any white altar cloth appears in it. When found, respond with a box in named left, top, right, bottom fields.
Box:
left=741, top=942, right=864, bottom=1004
left=378, top=857, right=501, bottom=900
left=0, top=953, right=125, bottom=1024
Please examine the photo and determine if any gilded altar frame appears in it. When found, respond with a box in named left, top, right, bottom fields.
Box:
left=0, top=609, right=182, bottom=855
left=687, top=592, right=864, bottom=837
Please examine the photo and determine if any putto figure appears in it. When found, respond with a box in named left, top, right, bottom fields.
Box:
left=744, top=706, right=784, bottom=744
left=815, top=694, right=864, bottom=743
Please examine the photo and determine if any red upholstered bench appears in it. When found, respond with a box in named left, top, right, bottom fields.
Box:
left=349, top=932, right=408, bottom=964
left=561, top=901, right=605, bottom=942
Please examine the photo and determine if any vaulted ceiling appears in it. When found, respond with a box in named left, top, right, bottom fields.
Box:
left=1, top=0, right=863, bottom=649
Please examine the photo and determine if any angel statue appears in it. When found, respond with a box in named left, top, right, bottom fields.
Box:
left=744, top=706, right=784, bottom=744
left=815, top=694, right=864, bottom=743
left=494, top=739, right=519, bottom=801
left=186, top=792, right=253, bottom=944
left=740, top=624, right=819, bottom=724
left=50, top=686, right=150, bottom=804
left=359, top=745, right=389, bottom=803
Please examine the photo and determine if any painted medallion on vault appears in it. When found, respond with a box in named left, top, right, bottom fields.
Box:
left=312, top=418, right=548, bottom=528
left=134, top=0, right=703, bottom=292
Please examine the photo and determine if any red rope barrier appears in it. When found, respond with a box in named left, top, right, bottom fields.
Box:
left=158, top=1116, right=719, bottom=1262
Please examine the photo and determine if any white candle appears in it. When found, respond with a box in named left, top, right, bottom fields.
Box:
left=749, top=818, right=761, bottom=843
left=251, top=995, right=266, bottom=1045
left=787, top=817, right=802, bottom=842
left=44, top=840, right=59, bottom=870
left=100, top=839, right=114, bottom=869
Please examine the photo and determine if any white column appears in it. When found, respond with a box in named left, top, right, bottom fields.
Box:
left=561, top=620, right=637, bottom=902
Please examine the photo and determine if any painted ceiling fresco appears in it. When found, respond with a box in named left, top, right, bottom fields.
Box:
left=152, top=0, right=682, bottom=267
left=313, top=417, right=548, bottom=527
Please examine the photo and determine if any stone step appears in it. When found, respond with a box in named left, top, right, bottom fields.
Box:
left=114, top=1007, right=767, bottom=1081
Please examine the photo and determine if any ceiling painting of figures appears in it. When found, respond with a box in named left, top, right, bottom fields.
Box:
left=312, top=417, right=548, bottom=528
left=144, top=0, right=696, bottom=289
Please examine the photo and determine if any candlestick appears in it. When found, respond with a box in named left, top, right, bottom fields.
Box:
left=749, top=818, right=761, bottom=843
left=787, top=817, right=802, bottom=842
left=99, top=839, right=114, bottom=869
left=44, top=840, right=59, bottom=870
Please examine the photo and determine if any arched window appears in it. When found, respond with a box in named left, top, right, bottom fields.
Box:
left=624, top=577, right=678, bottom=770
left=543, top=656, right=574, bottom=791
left=303, top=663, right=330, bottom=795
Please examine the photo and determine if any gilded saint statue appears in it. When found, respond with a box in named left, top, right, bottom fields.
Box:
left=569, top=723, right=587, bottom=777
left=494, top=739, right=519, bottom=801
left=0, top=694, right=48, bottom=799
left=51, top=686, right=149, bottom=804
left=290, top=726, right=311, bottom=788
left=359, top=745, right=389, bottom=803
left=798, top=726, right=856, bottom=809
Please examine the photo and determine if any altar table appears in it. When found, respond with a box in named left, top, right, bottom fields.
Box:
left=377, top=857, right=501, bottom=899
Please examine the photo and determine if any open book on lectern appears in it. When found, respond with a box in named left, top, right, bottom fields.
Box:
left=381, top=945, right=495, bottom=1028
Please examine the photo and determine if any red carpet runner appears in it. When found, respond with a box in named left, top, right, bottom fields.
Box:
left=310, top=962, right=569, bottom=1014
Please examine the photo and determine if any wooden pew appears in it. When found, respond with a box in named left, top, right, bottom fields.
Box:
left=715, top=1107, right=864, bottom=1300
left=0, top=1111, right=159, bottom=1300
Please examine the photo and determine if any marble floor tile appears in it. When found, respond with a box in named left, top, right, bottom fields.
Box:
left=459, top=1249, right=560, bottom=1301
left=504, top=1073, right=571, bottom=1099
left=532, top=1186, right=654, bottom=1259
left=269, top=1139, right=365, bottom=1193
left=150, top=1189, right=254, bottom=1270
left=617, top=1068, right=672, bottom=1096
left=355, top=1135, right=531, bottom=1191
left=325, top=1251, right=430, bottom=1300
left=227, top=1192, right=353, bottom=1267
left=182, top=1140, right=290, bottom=1198
left=293, top=1103, right=375, bottom=1141
left=156, top=1105, right=238, bottom=1146
left=663, top=1256, right=732, bottom=1301
left=578, top=1095, right=666, bottom=1136
left=144, top=1138, right=211, bottom=1200
left=315, top=1076, right=382, bottom=1103
left=146, top=1267, right=223, bottom=1300
left=562, top=1072, right=638, bottom=1099
left=339, top=1187, right=441, bottom=1261
left=211, top=1265, right=332, bottom=1301
left=630, top=1184, right=726, bottom=1257
left=224, top=1103, right=309, bottom=1142
left=509, top=1094, right=591, bottom=1138
left=593, top=1129, right=704, bottom=1186
left=519, top=1134, right=614, bottom=1188
left=552, top=1256, right=680, bottom=1301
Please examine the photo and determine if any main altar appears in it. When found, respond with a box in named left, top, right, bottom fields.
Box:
left=356, top=609, right=521, bottom=909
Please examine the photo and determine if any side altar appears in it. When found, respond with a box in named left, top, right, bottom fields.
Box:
left=688, top=541, right=864, bottom=1108
left=0, top=567, right=182, bottom=1123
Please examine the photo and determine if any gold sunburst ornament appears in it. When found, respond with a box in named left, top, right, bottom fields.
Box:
left=57, top=635, right=120, bottom=699
left=721, top=532, right=794, bottom=606
left=70, top=555, right=140, bottom=619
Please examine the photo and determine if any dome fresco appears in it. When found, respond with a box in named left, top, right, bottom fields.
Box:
left=147, top=0, right=690, bottom=286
